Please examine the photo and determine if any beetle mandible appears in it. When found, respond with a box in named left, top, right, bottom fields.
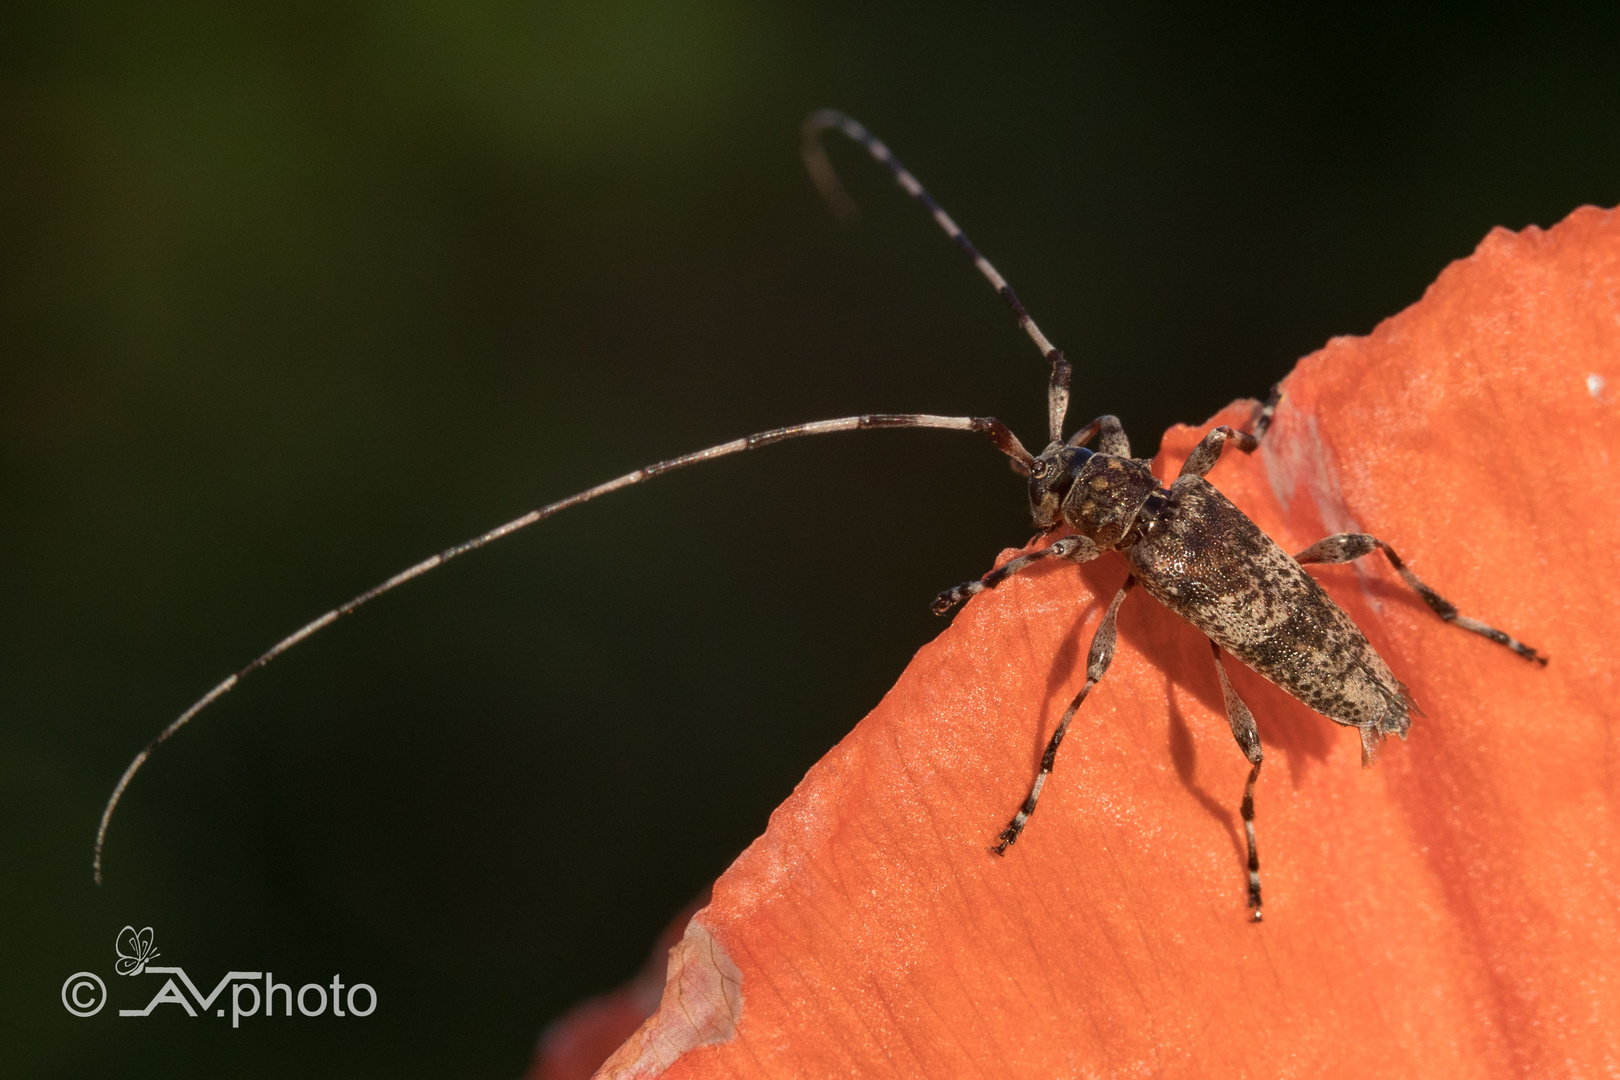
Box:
left=93, top=110, right=1546, bottom=920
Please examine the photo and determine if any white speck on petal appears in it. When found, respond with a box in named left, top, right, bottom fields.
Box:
left=1589, top=373, right=1607, bottom=401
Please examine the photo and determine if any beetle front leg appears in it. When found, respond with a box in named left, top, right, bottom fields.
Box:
left=932, top=534, right=1102, bottom=615
left=1211, top=640, right=1265, bottom=922
left=1178, top=424, right=1261, bottom=479
left=994, top=576, right=1136, bottom=854
left=1251, top=382, right=1283, bottom=441
left=1295, top=533, right=1547, bottom=664
left=1065, top=414, right=1131, bottom=457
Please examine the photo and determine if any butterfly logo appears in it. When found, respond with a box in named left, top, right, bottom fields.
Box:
left=114, top=926, right=160, bottom=976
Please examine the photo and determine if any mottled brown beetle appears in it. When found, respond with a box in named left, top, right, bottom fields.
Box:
left=94, top=112, right=1546, bottom=921
left=930, top=413, right=1546, bottom=920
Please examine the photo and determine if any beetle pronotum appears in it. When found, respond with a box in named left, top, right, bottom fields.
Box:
left=94, top=111, right=1545, bottom=919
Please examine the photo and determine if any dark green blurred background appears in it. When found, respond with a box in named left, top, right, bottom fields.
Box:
left=4, top=2, right=1617, bottom=1076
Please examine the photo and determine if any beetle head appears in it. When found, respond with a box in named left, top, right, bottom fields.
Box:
left=1027, top=443, right=1091, bottom=529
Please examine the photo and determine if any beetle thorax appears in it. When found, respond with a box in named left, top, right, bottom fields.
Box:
left=1029, top=448, right=1159, bottom=549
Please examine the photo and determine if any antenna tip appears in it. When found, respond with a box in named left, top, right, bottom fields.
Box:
left=802, top=110, right=861, bottom=223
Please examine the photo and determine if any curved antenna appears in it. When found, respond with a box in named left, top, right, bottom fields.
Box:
left=802, top=109, right=1073, bottom=445
left=93, top=413, right=1033, bottom=883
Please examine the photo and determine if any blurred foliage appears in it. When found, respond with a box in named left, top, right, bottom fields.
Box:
left=3, top=2, right=1617, bottom=1077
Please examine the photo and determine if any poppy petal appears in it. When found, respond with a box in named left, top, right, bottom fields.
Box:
left=591, top=206, right=1620, bottom=1078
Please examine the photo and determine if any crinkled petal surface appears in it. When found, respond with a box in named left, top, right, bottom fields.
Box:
left=597, top=207, right=1620, bottom=1079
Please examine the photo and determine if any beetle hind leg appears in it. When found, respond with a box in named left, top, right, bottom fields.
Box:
left=1358, top=724, right=1386, bottom=768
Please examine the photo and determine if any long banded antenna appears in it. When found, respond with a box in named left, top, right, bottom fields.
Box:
left=94, top=413, right=1033, bottom=883
left=802, top=109, right=1073, bottom=445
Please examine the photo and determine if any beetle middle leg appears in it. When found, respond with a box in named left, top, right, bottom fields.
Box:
left=1295, top=534, right=1547, bottom=664
left=1210, top=640, right=1265, bottom=921
left=993, top=576, right=1136, bottom=854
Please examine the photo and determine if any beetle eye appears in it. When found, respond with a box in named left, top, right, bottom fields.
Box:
left=1031, top=460, right=1049, bottom=479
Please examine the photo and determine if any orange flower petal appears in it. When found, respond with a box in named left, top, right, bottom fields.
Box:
left=529, top=891, right=713, bottom=1080
left=593, top=206, right=1620, bottom=1078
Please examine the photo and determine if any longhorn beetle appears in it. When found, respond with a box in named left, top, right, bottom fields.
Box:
left=94, top=110, right=1547, bottom=920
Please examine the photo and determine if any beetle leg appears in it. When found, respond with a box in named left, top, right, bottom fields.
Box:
left=1251, top=382, right=1283, bottom=441
left=1210, top=640, right=1265, bottom=922
left=1065, top=414, right=1131, bottom=457
left=1295, top=533, right=1547, bottom=664
left=1178, top=424, right=1261, bottom=478
left=993, top=576, right=1136, bottom=854
left=932, top=534, right=1102, bottom=615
